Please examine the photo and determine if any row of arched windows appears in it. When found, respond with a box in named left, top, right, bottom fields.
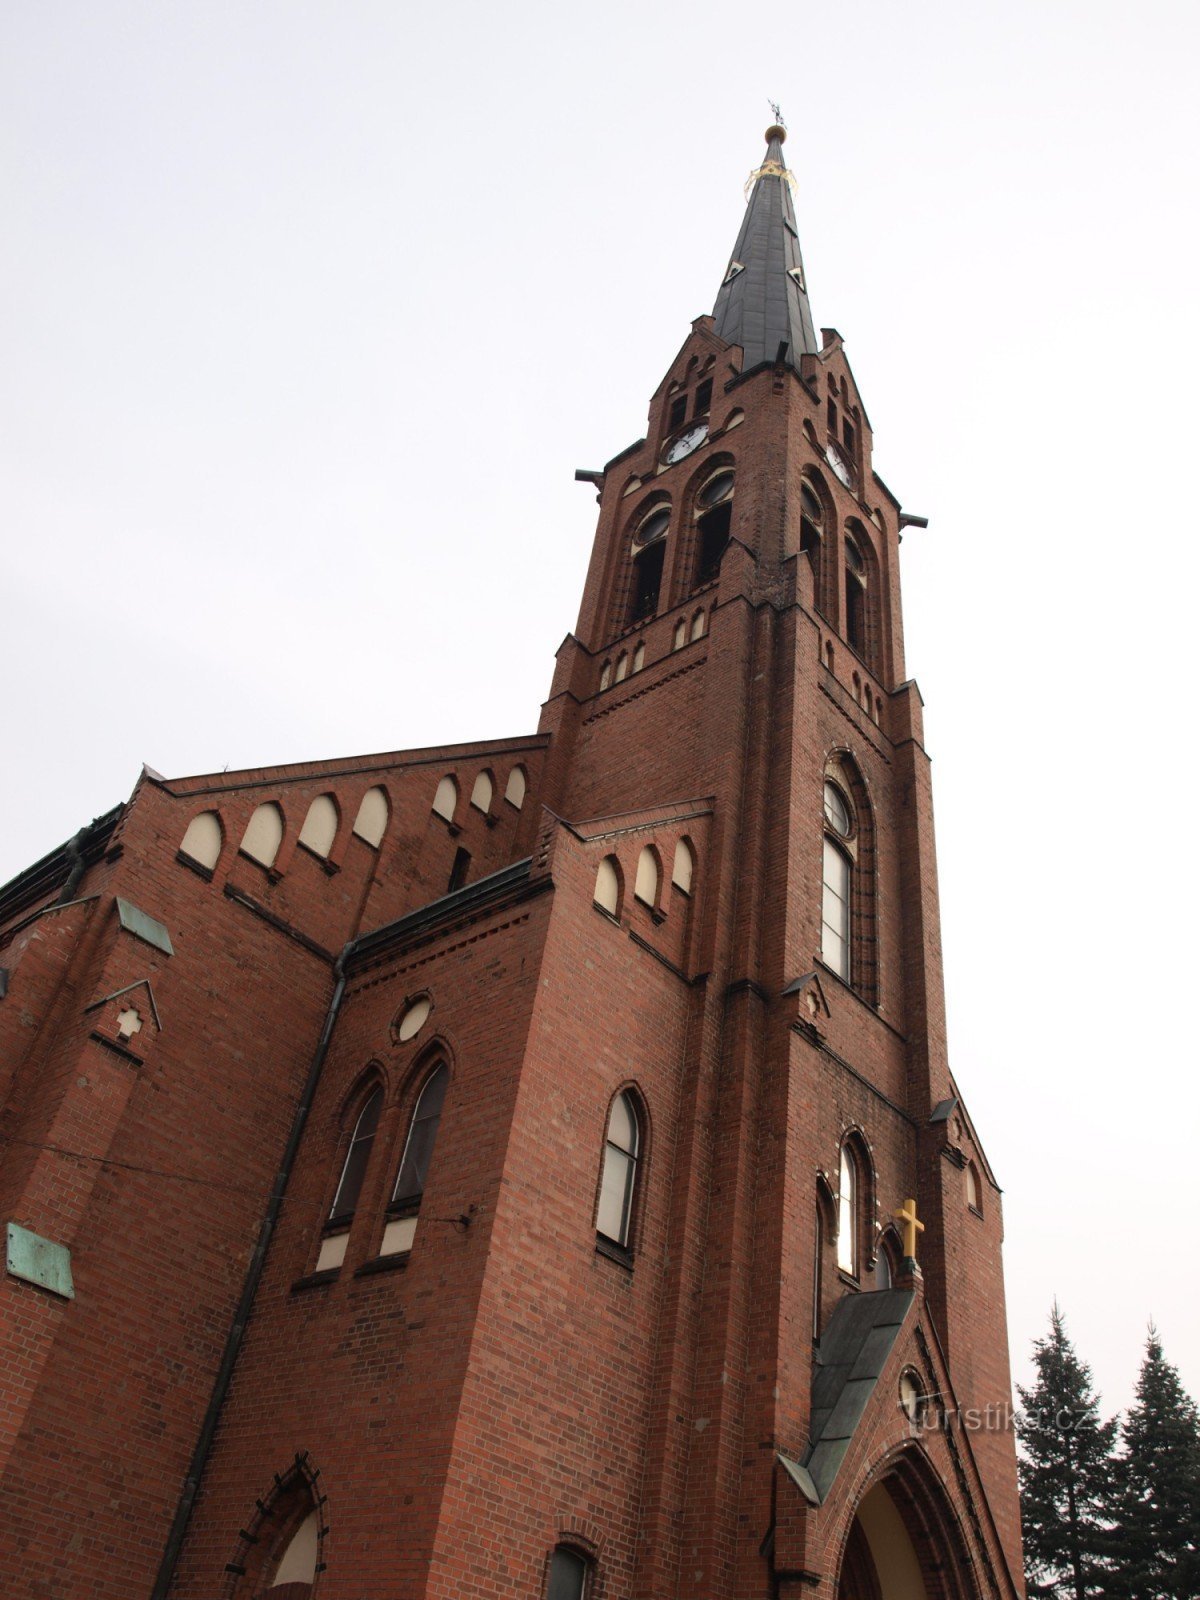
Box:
left=598, top=608, right=708, bottom=693
left=800, top=467, right=880, bottom=674
left=593, top=836, right=694, bottom=920
left=620, top=462, right=734, bottom=629
left=431, top=764, right=526, bottom=825
left=178, top=785, right=391, bottom=876
left=315, top=996, right=649, bottom=1274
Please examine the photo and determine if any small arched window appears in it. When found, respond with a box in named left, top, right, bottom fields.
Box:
left=966, top=1160, right=982, bottom=1215
left=690, top=609, right=706, bottom=641
left=240, top=802, right=284, bottom=869
left=837, top=1143, right=858, bottom=1276
left=671, top=839, right=694, bottom=895
left=470, top=770, right=493, bottom=813
left=504, top=766, right=527, bottom=809
left=822, top=780, right=853, bottom=981
left=432, top=775, right=457, bottom=823
left=180, top=810, right=222, bottom=870
left=547, top=1545, right=591, bottom=1600
left=594, top=855, right=620, bottom=916
left=632, top=642, right=645, bottom=673
left=382, top=1062, right=449, bottom=1255
left=673, top=618, right=687, bottom=651
left=875, top=1232, right=898, bottom=1289
left=597, top=1090, right=641, bottom=1249
left=615, top=652, right=629, bottom=683
left=353, top=786, right=389, bottom=847
left=316, top=1085, right=383, bottom=1271
left=599, top=660, right=612, bottom=691
left=634, top=845, right=659, bottom=907
left=298, top=794, right=338, bottom=858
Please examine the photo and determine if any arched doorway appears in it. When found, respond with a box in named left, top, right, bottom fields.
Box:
left=835, top=1454, right=976, bottom=1600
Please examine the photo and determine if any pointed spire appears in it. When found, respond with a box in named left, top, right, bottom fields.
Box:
left=711, top=124, right=818, bottom=371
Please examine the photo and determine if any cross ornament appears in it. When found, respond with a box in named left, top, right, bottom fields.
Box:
left=894, top=1197, right=924, bottom=1261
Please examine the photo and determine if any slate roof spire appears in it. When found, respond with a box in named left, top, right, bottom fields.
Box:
left=711, top=124, right=818, bottom=371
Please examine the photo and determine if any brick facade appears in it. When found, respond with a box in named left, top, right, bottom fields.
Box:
left=0, top=128, right=1023, bottom=1599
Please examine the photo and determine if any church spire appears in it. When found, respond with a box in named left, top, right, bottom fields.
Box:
left=711, top=124, right=818, bottom=372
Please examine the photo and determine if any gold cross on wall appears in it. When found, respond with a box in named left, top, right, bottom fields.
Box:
left=894, top=1197, right=925, bottom=1261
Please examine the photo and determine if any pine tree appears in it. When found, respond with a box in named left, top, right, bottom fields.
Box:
left=1109, top=1327, right=1200, bottom=1599
left=1016, top=1304, right=1118, bottom=1600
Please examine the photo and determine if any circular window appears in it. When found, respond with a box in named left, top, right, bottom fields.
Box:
left=899, top=1368, right=925, bottom=1423
left=396, top=995, right=431, bottom=1042
left=635, top=508, right=670, bottom=546
left=698, top=471, right=734, bottom=509
left=823, top=781, right=851, bottom=838
left=800, top=482, right=823, bottom=524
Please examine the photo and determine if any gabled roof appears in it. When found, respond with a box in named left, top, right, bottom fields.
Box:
left=711, top=126, right=818, bottom=372
left=802, top=1288, right=914, bottom=1500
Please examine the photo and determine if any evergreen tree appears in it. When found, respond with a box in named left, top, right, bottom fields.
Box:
left=1110, top=1327, right=1200, bottom=1599
left=1016, top=1304, right=1118, bottom=1600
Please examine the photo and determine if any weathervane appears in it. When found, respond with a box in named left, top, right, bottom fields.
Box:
left=768, top=99, right=787, bottom=130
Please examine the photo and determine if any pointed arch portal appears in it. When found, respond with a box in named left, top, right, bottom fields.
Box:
left=835, top=1456, right=978, bottom=1600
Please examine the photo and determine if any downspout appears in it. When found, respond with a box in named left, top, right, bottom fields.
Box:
left=150, top=942, right=353, bottom=1600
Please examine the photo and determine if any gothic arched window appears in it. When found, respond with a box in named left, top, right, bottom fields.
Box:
left=837, top=1143, right=858, bottom=1276
left=695, top=469, right=734, bottom=586
left=597, top=1090, right=641, bottom=1250
left=845, top=532, right=867, bottom=657
left=382, top=1061, right=450, bottom=1255
left=630, top=505, right=670, bottom=623
left=820, top=758, right=877, bottom=1000
left=822, top=779, right=853, bottom=982
left=316, top=1083, right=383, bottom=1271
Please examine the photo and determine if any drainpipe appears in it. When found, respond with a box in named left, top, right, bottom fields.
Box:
left=150, top=943, right=353, bottom=1599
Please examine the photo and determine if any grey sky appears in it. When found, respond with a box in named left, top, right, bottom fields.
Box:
left=4, top=0, right=1198, bottom=1418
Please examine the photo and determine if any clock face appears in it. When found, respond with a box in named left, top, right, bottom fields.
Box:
left=825, top=440, right=854, bottom=488
left=665, top=423, right=708, bottom=464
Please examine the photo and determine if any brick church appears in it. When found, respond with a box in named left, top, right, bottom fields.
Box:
left=0, top=126, right=1025, bottom=1599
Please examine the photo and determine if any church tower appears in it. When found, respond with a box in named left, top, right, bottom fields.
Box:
left=0, top=127, right=1024, bottom=1600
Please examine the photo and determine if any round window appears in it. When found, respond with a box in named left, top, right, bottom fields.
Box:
left=635, top=508, right=671, bottom=546
left=823, top=781, right=851, bottom=838
left=396, top=995, right=431, bottom=1042
left=899, top=1368, right=925, bottom=1423
left=698, top=472, right=734, bottom=509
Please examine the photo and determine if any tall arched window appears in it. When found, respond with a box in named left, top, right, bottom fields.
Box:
left=316, top=1085, right=383, bottom=1271
left=630, top=505, right=670, bottom=623
left=695, top=469, right=734, bottom=586
left=597, top=1090, right=641, bottom=1250
left=845, top=532, right=867, bottom=656
left=822, top=780, right=853, bottom=981
left=382, top=1062, right=449, bottom=1256
left=837, top=1143, right=858, bottom=1276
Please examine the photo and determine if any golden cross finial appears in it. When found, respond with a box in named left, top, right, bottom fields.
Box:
left=895, top=1197, right=925, bottom=1261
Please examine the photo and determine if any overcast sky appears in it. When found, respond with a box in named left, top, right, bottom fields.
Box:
left=4, top=1, right=1198, bottom=1419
